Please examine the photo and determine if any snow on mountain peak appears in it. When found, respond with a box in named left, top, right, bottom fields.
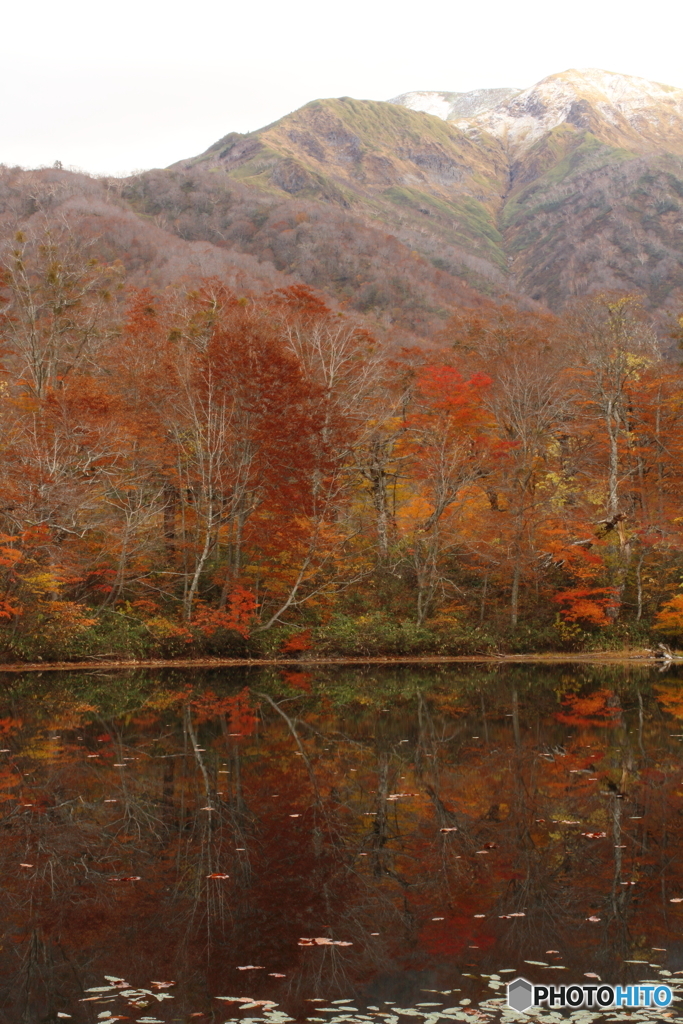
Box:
left=388, top=87, right=520, bottom=121
left=391, top=69, right=683, bottom=156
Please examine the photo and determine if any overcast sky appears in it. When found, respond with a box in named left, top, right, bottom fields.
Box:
left=3, top=0, right=683, bottom=176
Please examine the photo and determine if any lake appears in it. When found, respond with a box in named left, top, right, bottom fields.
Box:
left=1, top=662, right=683, bottom=1022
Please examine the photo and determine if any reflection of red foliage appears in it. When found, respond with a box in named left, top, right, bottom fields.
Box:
left=419, top=908, right=496, bottom=958
left=191, top=687, right=258, bottom=735
left=282, top=671, right=313, bottom=692
left=555, top=689, right=621, bottom=727
left=0, top=716, right=22, bottom=735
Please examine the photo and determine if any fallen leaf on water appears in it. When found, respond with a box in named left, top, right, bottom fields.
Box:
left=20, top=863, right=33, bottom=868
left=473, top=914, right=485, bottom=918
left=107, top=876, right=141, bottom=882
left=206, top=873, right=230, bottom=879
left=509, top=912, right=526, bottom=917
left=432, top=917, right=445, bottom=921
left=236, top=965, right=264, bottom=970
left=545, top=950, right=560, bottom=954
left=587, top=915, right=601, bottom=922
left=199, top=807, right=215, bottom=812
left=483, top=842, right=498, bottom=849
left=440, top=827, right=458, bottom=833
left=269, top=973, right=286, bottom=977
left=289, top=814, right=301, bottom=818
left=150, top=982, right=175, bottom=988
left=581, top=831, right=607, bottom=839
left=670, top=898, right=683, bottom=903
left=584, top=973, right=601, bottom=979
left=298, top=937, right=352, bottom=947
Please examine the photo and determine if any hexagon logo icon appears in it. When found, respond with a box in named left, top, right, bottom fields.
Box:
left=507, top=976, right=534, bottom=1012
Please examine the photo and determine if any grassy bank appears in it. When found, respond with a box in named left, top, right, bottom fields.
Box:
left=0, top=607, right=667, bottom=666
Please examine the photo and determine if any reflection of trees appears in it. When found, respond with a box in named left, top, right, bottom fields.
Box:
left=1, top=664, right=683, bottom=1018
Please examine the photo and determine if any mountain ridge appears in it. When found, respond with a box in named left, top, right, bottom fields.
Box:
left=3, top=68, right=683, bottom=333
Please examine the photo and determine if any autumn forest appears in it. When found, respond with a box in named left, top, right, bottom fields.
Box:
left=3, top=223, right=683, bottom=663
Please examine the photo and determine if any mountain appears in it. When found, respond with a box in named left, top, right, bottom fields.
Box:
left=3, top=68, right=683, bottom=333
left=394, top=69, right=683, bottom=309
left=455, top=69, right=683, bottom=157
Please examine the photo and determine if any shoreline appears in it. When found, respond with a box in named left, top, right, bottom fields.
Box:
left=0, top=649, right=669, bottom=672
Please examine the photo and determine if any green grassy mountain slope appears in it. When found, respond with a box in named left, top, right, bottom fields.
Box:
left=133, top=69, right=683, bottom=318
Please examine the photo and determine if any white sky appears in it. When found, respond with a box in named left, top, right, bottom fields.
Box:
left=3, top=0, right=683, bottom=176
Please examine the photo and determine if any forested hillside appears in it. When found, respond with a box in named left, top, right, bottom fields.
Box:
left=3, top=69, right=683, bottom=661
left=1, top=222, right=683, bottom=661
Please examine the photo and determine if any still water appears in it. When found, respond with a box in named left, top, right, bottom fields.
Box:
left=2, top=663, right=683, bottom=1023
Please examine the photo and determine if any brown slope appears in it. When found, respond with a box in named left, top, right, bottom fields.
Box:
left=0, top=165, right=293, bottom=294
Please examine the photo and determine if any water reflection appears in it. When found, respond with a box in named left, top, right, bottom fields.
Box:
left=1, top=663, right=683, bottom=1022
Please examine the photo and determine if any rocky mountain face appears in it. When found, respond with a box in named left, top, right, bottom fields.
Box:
left=4, top=68, right=683, bottom=333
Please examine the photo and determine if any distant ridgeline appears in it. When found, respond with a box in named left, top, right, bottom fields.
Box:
left=3, top=68, right=683, bottom=333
